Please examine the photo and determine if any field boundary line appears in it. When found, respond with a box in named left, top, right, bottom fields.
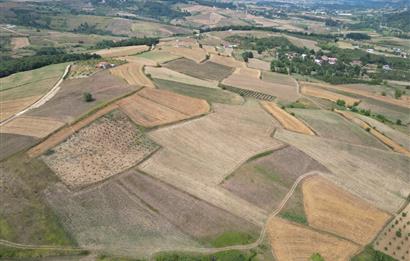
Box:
left=0, top=64, right=71, bottom=126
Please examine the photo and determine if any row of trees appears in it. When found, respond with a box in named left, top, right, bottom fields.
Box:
left=95, top=37, right=159, bottom=49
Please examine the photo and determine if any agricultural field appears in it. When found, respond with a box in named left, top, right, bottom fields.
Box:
left=42, top=110, right=159, bottom=188
left=247, top=58, right=271, bottom=71
left=301, top=84, right=361, bottom=107
left=10, top=37, right=29, bottom=49
left=94, top=45, right=149, bottom=58
left=209, top=54, right=246, bottom=68
left=275, top=129, right=410, bottom=214
left=135, top=51, right=181, bottom=64
left=145, top=66, right=219, bottom=88
left=222, top=146, right=328, bottom=212
left=164, top=58, right=234, bottom=81
left=0, top=63, right=68, bottom=121
left=153, top=78, right=243, bottom=105
left=303, top=176, right=391, bottom=245
left=288, top=109, right=387, bottom=149
left=222, top=68, right=299, bottom=103
left=158, top=45, right=207, bottom=63
left=111, top=63, right=154, bottom=87
left=0, top=116, right=65, bottom=138
left=374, top=202, right=410, bottom=261
left=0, top=133, right=37, bottom=161
left=261, top=101, right=315, bottom=135
left=118, top=88, right=209, bottom=127
left=267, top=218, right=360, bottom=261
left=27, top=70, right=136, bottom=123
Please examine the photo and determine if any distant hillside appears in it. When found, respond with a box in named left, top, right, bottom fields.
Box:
left=384, top=10, right=410, bottom=32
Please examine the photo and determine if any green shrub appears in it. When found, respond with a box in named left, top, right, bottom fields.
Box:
left=83, top=92, right=93, bottom=102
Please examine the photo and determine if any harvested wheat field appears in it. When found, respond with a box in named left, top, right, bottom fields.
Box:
left=145, top=66, right=219, bottom=88
left=301, top=81, right=410, bottom=109
left=262, top=71, right=298, bottom=87
left=374, top=203, right=410, bottom=261
left=139, top=101, right=283, bottom=226
left=222, top=146, right=328, bottom=212
left=119, top=56, right=158, bottom=67
left=42, top=110, right=159, bottom=188
left=209, top=54, right=246, bottom=68
left=110, top=63, right=155, bottom=87
left=94, top=45, right=150, bottom=58
left=267, top=218, right=360, bottom=261
left=0, top=95, right=41, bottom=122
left=118, top=88, right=209, bottom=127
left=303, top=176, right=391, bottom=245
left=164, top=58, right=234, bottom=81
left=336, top=110, right=410, bottom=156
left=275, top=129, right=410, bottom=213
left=301, top=84, right=360, bottom=107
left=159, top=46, right=207, bottom=63
left=247, top=59, right=271, bottom=71
left=222, top=69, right=299, bottom=102
left=261, top=101, right=315, bottom=135
left=45, top=181, right=199, bottom=256
left=289, top=109, right=386, bottom=149
left=11, top=37, right=30, bottom=49
left=0, top=116, right=65, bottom=138
left=136, top=50, right=182, bottom=64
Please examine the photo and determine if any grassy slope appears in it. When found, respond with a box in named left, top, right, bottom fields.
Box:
left=352, top=245, right=398, bottom=261
left=153, top=78, right=243, bottom=105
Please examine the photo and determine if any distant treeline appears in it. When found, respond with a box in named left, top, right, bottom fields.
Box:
left=345, top=32, right=371, bottom=40
left=95, top=37, right=159, bottom=49
left=0, top=53, right=100, bottom=78
left=199, top=25, right=341, bottom=40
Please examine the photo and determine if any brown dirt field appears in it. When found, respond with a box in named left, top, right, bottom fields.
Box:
left=301, top=84, right=360, bottom=107
left=188, top=12, right=225, bottom=26
left=11, top=37, right=30, bottom=49
left=222, top=146, right=328, bottom=212
left=163, top=58, right=234, bottom=81
left=27, top=70, right=136, bottom=123
left=27, top=104, right=117, bottom=158
left=336, top=110, right=410, bottom=156
left=222, top=70, right=299, bottom=102
left=160, top=46, right=207, bottom=63
left=374, top=203, right=410, bottom=261
left=301, top=81, right=410, bottom=109
left=247, top=59, right=271, bottom=71
left=261, top=101, right=315, bottom=135
left=42, top=110, right=159, bottom=188
left=138, top=101, right=283, bottom=226
left=303, top=176, right=391, bottom=245
left=267, top=218, right=360, bottom=261
left=118, top=88, right=209, bottom=128
left=0, top=95, right=41, bottom=122
left=119, top=56, right=158, bottom=66
left=0, top=133, right=37, bottom=161
left=110, top=63, right=155, bottom=88
left=209, top=54, right=246, bottom=68
left=274, top=129, right=410, bottom=214
left=94, top=45, right=149, bottom=58
left=0, top=116, right=65, bottom=138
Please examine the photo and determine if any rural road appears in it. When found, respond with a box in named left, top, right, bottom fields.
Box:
left=0, top=171, right=319, bottom=258
left=0, top=64, right=71, bottom=126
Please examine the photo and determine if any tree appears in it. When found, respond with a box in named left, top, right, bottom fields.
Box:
left=310, top=253, right=325, bottom=261
left=336, top=99, right=346, bottom=107
left=83, top=92, right=93, bottom=102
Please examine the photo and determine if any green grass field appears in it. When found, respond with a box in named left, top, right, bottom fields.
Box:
left=153, top=78, right=243, bottom=105
left=351, top=245, right=397, bottom=261
left=208, top=231, right=255, bottom=248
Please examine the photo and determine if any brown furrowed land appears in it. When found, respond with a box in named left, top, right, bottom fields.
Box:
left=261, top=101, right=315, bottom=135
left=118, top=88, right=209, bottom=127
left=139, top=101, right=283, bottom=226
left=42, top=110, right=159, bottom=188
left=0, top=116, right=65, bottom=138
left=303, top=176, right=391, bottom=245
left=267, top=218, right=360, bottom=261
left=301, top=84, right=360, bottom=107
left=275, top=129, right=410, bottom=213
left=164, top=58, right=234, bottom=81
left=222, top=146, right=328, bottom=212
left=11, top=37, right=30, bottom=49
left=94, top=45, right=150, bottom=58
left=110, top=63, right=155, bottom=88
left=374, top=203, right=410, bottom=261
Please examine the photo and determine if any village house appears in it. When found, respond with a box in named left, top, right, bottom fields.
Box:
left=96, top=61, right=115, bottom=69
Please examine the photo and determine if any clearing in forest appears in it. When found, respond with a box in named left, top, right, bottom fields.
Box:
left=0, top=116, right=65, bottom=138
left=303, top=176, right=391, bottom=245
left=11, top=37, right=30, bottom=49
left=110, top=63, right=155, bottom=87
left=267, top=218, right=360, bottom=261
left=261, top=101, right=315, bottom=135
left=118, top=88, right=209, bottom=128
left=42, top=110, right=159, bottom=188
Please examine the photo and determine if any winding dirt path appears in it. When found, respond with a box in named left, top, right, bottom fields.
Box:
left=0, top=171, right=319, bottom=257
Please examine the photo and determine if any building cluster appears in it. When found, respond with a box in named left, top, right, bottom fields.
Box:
left=314, top=55, right=338, bottom=65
